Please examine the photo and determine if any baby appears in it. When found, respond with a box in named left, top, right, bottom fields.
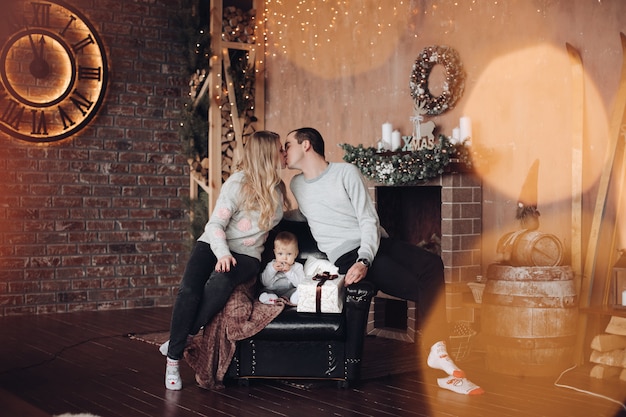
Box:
left=259, top=231, right=305, bottom=305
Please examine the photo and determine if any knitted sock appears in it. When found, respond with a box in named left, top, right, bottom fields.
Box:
left=427, top=341, right=465, bottom=378
left=437, top=376, right=485, bottom=395
left=165, top=358, right=182, bottom=390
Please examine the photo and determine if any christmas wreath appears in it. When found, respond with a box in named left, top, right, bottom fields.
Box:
left=409, top=45, right=465, bottom=116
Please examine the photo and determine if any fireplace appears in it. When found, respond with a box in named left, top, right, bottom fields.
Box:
left=377, top=186, right=442, bottom=254
left=373, top=172, right=482, bottom=283
left=366, top=172, right=483, bottom=340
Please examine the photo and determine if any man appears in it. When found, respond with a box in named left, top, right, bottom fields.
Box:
left=283, top=127, right=484, bottom=395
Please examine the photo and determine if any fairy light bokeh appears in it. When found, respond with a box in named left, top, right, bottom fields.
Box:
left=262, top=0, right=411, bottom=78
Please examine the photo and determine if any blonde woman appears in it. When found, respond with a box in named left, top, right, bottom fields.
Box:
left=163, top=131, right=288, bottom=390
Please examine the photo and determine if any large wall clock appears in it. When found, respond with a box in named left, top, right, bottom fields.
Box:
left=0, top=0, right=108, bottom=143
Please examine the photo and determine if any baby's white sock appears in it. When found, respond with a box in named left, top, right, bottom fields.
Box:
left=259, top=292, right=278, bottom=304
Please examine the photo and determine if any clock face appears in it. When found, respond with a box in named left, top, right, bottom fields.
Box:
left=0, top=0, right=108, bottom=143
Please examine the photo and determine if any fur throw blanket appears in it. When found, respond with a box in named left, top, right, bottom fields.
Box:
left=184, top=278, right=284, bottom=389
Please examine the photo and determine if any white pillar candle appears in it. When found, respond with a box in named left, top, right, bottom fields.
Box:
left=382, top=122, right=392, bottom=149
left=459, top=116, right=472, bottom=142
left=452, top=127, right=460, bottom=144
left=391, top=130, right=401, bottom=151
left=622, top=289, right=626, bottom=306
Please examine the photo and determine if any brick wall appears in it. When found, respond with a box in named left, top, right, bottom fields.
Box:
left=0, top=0, right=190, bottom=316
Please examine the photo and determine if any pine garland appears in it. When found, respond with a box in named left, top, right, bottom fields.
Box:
left=340, top=135, right=473, bottom=185
left=175, top=0, right=212, bottom=240
left=175, top=0, right=211, bottom=160
left=228, top=49, right=257, bottom=126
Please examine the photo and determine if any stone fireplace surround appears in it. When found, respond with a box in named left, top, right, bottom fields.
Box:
left=366, top=172, right=482, bottom=340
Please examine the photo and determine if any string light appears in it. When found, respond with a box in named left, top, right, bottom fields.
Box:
left=262, top=1, right=409, bottom=77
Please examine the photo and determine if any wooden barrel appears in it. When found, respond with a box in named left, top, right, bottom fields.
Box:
left=496, top=230, right=564, bottom=266
left=482, top=264, right=578, bottom=377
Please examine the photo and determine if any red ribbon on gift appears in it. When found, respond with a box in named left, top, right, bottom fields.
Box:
left=313, top=272, right=338, bottom=313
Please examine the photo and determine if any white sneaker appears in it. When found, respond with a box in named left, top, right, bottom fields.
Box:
left=160, top=334, right=195, bottom=357
left=159, top=340, right=169, bottom=356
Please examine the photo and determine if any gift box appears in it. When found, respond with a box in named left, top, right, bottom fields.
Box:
left=297, top=272, right=345, bottom=313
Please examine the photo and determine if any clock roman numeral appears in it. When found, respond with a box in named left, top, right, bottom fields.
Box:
left=69, top=90, right=94, bottom=116
left=59, top=15, right=76, bottom=37
left=73, top=34, right=95, bottom=53
left=78, top=66, right=102, bottom=81
left=30, top=2, right=51, bottom=27
left=57, top=106, right=75, bottom=130
left=0, top=99, right=25, bottom=131
left=31, top=110, right=48, bottom=135
left=56, top=90, right=94, bottom=130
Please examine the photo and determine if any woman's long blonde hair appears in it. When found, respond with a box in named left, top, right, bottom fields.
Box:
left=235, top=131, right=288, bottom=231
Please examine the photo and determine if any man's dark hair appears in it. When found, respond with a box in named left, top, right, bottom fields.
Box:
left=288, top=127, right=325, bottom=158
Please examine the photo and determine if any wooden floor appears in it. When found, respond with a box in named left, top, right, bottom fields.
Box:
left=0, top=307, right=624, bottom=417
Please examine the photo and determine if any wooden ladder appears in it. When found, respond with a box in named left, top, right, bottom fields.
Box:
left=573, top=32, right=626, bottom=363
